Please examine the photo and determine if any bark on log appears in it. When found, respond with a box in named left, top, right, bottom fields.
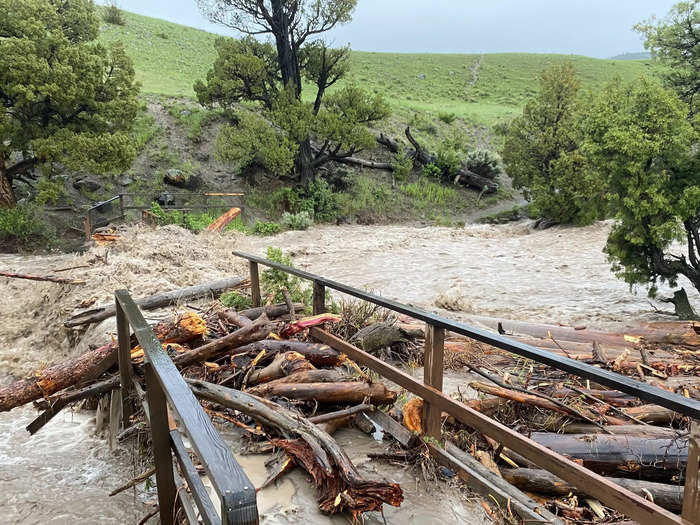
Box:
left=469, top=381, right=626, bottom=425
left=247, top=369, right=350, bottom=396
left=187, top=379, right=403, bottom=516
left=247, top=352, right=316, bottom=385
left=1, top=313, right=208, bottom=413
left=236, top=340, right=345, bottom=367
left=623, top=405, right=680, bottom=425
left=0, top=271, right=85, bottom=285
left=330, top=157, right=393, bottom=170
left=244, top=381, right=397, bottom=405
left=237, top=303, right=305, bottom=321
left=561, top=424, right=679, bottom=438
left=205, top=207, right=241, bottom=232
left=530, top=432, right=688, bottom=481
left=65, top=277, right=247, bottom=327
left=502, top=468, right=684, bottom=512
left=351, top=322, right=409, bottom=352
left=174, top=315, right=273, bottom=368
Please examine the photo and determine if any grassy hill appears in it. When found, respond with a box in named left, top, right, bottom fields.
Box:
left=99, top=10, right=655, bottom=126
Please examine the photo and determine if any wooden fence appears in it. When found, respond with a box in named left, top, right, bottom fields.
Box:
left=233, top=250, right=700, bottom=525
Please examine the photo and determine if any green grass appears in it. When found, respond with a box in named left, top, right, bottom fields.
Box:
left=99, top=10, right=655, bottom=126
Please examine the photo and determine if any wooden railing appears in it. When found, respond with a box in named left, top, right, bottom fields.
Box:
left=233, top=250, right=700, bottom=525
left=84, top=192, right=245, bottom=240
left=115, top=289, right=258, bottom=525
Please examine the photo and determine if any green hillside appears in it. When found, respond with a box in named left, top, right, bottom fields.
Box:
left=99, top=9, right=655, bottom=125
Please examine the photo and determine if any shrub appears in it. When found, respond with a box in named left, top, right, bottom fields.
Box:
left=435, top=146, right=462, bottom=178
left=103, top=3, right=125, bottom=25
left=401, top=178, right=458, bottom=207
left=281, top=210, right=313, bottom=230
left=422, top=163, right=442, bottom=179
left=148, top=202, right=219, bottom=232
left=0, top=204, right=51, bottom=245
left=35, top=177, right=66, bottom=205
left=253, top=221, right=282, bottom=236
left=261, top=247, right=311, bottom=306
left=390, top=151, right=413, bottom=182
left=464, top=149, right=504, bottom=180
left=220, top=291, right=252, bottom=310
left=438, top=112, right=457, bottom=124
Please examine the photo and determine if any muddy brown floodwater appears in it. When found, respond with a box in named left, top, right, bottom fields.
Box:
left=2, top=220, right=697, bottom=524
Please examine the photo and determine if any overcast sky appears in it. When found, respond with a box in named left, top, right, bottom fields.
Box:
left=105, top=0, right=678, bottom=58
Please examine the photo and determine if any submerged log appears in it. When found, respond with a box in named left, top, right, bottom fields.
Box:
left=65, top=277, right=247, bottom=327
left=187, top=379, right=403, bottom=517
left=0, top=271, right=85, bottom=285
left=236, top=340, right=345, bottom=367
left=530, top=432, right=688, bottom=481
left=502, top=468, right=684, bottom=512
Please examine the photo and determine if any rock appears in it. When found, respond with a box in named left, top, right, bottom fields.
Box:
left=417, top=73, right=426, bottom=80
left=118, top=176, right=133, bottom=186
left=155, top=192, right=175, bottom=207
left=449, top=71, right=455, bottom=76
left=73, top=176, right=102, bottom=192
left=180, top=110, right=191, bottom=117
left=195, top=151, right=209, bottom=162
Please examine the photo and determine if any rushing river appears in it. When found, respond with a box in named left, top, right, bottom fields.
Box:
left=1, top=220, right=697, bottom=523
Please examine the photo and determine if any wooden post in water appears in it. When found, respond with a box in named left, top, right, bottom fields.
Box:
left=249, top=262, right=261, bottom=308
left=115, top=299, right=134, bottom=430
left=683, top=420, right=700, bottom=523
left=144, top=362, right=176, bottom=524
left=423, top=323, right=445, bottom=439
left=83, top=213, right=92, bottom=241
left=313, top=280, right=326, bottom=315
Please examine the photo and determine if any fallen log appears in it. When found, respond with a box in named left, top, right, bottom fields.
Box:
left=65, top=277, right=247, bottom=327
left=0, top=271, right=85, bottom=285
left=530, top=432, right=688, bottom=481
left=247, top=370, right=350, bottom=396
left=237, top=303, right=305, bottom=321
left=174, top=315, right=273, bottom=368
left=469, top=381, right=626, bottom=425
left=245, top=381, right=397, bottom=405
left=623, top=404, right=681, bottom=425
left=205, top=206, right=241, bottom=232
left=247, top=352, right=316, bottom=385
left=561, top=424, right=679, bottom=438
left=1, top=313, right=208, bottom=413
left=236, top=340, right=345, bottom=367
left=502, top=468, right=684, bottom=513
left=187, top=379, right=403, bottom=517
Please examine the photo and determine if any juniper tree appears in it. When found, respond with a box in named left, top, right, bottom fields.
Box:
left=0, top=0, right=139, bottom=208
left=196, top=0, right=388, bottom=183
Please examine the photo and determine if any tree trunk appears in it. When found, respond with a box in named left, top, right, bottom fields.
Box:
left=297, top=139, right=316, bottom=185
left=246, top=381, right=397, bottom=405
left=236, top=340, right=345, bottom=367
left=502, top=468, right=684, bottom=513
left=187, top=379, right=403, bottom=516
left=246, top=351, right=316, bottom=385
left=530, top=432, right=688, bottom=481
left=662, top=288, right=699, bottom=321
left=0, top=161, right=16, bottom=208
left=247, top=369, right=350, bottom=396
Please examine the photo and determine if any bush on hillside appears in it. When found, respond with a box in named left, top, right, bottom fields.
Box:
left=0, top=204, right=52, bottom=247
left=464, top=149, right=504, bottom=180
left=103, top=3, right=125, bottom=25
left=391, top=151, right=413, bottom=182
left=282, top=210, right=313, bottom=230
left=438, top=112, right=457, bottom=124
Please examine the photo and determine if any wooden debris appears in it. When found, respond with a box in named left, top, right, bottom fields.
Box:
left=205, top=206, right=241, bottom=232
left=0, top=271, right=85, bottom=285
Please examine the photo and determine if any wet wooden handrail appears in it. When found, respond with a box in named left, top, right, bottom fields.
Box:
left=115, top=289, right=258, bottom=525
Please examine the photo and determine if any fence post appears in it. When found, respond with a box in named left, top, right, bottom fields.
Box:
left=144, top=362, right=177, bottom=524
left=249, top=262, right=261, bottom=308
left=683, top=420, right=700, bottom=523
left=118, top=194, right=124, bottom=219
left=83, top=213, right=92, bottom=242
left=313, top=280, right=326, bottom=315
left=115, top=298, right=134, bottom=430
left=423, top=323, right=445, bottom=440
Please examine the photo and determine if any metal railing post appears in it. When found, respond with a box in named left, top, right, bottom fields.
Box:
left=682, top=420, right=700, bottom=523
left=249, top=262, right=261, bottom=307
left=312, top=280, right=326, bottom=315
left=115, top=299, right=134, bottom=430
left=144, top=361, right=177, bottom=524
left=422, top=323, right=445, bottom=440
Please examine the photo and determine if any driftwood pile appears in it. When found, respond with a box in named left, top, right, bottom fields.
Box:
left=0, top=286, right=404, bottom=520
left=396, top=315, right=699, bottom=521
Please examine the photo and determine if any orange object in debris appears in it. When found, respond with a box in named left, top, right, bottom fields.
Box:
left=206, top=206, right=241, bottom=232
left=280, top=313, right=341, bottom=338
left=92, top=233, right=120, bottom=245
